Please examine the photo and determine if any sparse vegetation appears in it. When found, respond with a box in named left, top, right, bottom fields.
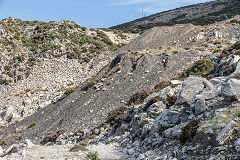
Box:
left=172, top=50, right=179, bottom=54
left=181, top=58, right=214, bottom=77
left=128, top=89, right=149, bottom=105
left=29, top=121, right=37, bottom=127
left=151, top=79, right=171, bottom=93
left=85, top=81, right=96, bottom=89
left=0, top=18, right=120, bottom=85
left=86, top=151, right=101, bottom=160
left=180, top=119, right=200, bottom=144
left=107, top=106, right=129, bottom=127
left=166, top=94, right=177, bottom=108
left=65, top=88, right=75, bottom=95
left=143, top=96, right=162, bottom=112
left=70, top=144, right=88, bottom=152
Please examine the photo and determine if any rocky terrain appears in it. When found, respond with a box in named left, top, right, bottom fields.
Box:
left=0, top=18, right=138, bottom=126
left=111, top=0, right=240, bottom=32
left=1, top=5, right=240, bottom=160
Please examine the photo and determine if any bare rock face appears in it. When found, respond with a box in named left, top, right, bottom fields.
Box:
left=193, top=99, right=207, bottom=115
left=221, top=78, right=240, bottom=101
left=175, top=77, right=205, bottom=105
left=147, top=101, right=166, bottom=118
left=216, top=119, right=237, bottom=145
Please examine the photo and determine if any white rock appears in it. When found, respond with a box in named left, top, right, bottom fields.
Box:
left=216, top=120, right=236, bottom=145
left=24, top=98, right=32, bottom=107
left=0, top=146, right=3, bottom=155
left=230, top=55, right=240, bottom=65
left=234, top=138, right=240, bottom=151
left=170, top=80, right=182, bottom=85
left=127, top=148, right=135, bottom=155
left=138, top=154, right=145, bottom=160
left=25, top=139, right=35, bottom=148
left=207, top=129, right=214, bottom=134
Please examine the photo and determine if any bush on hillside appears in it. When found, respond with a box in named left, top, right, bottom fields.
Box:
left=107, top=106, right=129, bottom=126
left=65, top=88, right=75, bottom=95
left=181, top=58, right=214, bottom=77
left=128, top=89, right=149, bottom=105
left=180, top=119, right=200, bottom=144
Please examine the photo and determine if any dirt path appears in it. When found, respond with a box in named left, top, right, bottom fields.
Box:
left=2, top=143, right=124, bottom=160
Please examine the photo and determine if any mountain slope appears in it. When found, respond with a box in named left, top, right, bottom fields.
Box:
left=111, top=0, right=240, bottom=32
left=0, top=18, right=138, bottom=126
left=117, top=20, right=240, bottom=55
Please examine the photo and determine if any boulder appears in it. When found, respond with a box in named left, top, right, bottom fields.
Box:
left=230, top=55, right=240, bottom=65
left=195, top=89, right=218, bottom=100
left=147, top=101, right=166, bottom=117
left=0, top=146, right=3, bottom=155
left=231, top=60, right=240, bottom=77
left=25, top=139, right=35, bottom=148
left=216, top=119, right=236, bottom=145
left=144, top=86, right=174, bottom=104
left=151, top=109, right=181, bottom=134
left=234, top=138, right=240, bottom=152
left=192, top=99, right=207, bottom=115
left=175, top=77, right=205, bottom=105
left=221, top=78, right=240, bottom=101
left=163, top=122, right=187, bottom=139
left=24, top=98, right=32, bottom=107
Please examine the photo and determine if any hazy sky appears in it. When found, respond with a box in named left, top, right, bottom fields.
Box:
left=0, top=0, right=213, bottom=28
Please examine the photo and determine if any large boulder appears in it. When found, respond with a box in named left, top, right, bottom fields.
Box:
left=221, top=78, right=240, bottom=101
left=175, top=77, right=205, bottom=105
left=147, top=101, right=166, bottom=118
left=163, top=122, right=187, bottom=139
left=151, top=109, right=181, bottom=134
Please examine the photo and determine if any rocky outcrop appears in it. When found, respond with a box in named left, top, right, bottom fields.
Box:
left=221, top=78, right=240, bottom=101
left=0, top=51, right=200, bottom=143
left=175, top=76, right=205, bottom=105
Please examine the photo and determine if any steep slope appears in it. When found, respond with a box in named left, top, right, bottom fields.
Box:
left=117, top=19, right=240, bottom=55
left=0, top=17, right=118, bottom=85
left=111, top=0, right=240, bottom=32
left=1, top=16, right=240, bottom=160
left=0, top=50, right=201, bottom=144
left=0, top=18, right=138, bottom=126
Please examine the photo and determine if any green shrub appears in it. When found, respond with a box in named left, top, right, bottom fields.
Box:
left=2, top=79, right=10, bottom=85
left=230, top=18, right=239, bottom=23
left=85, top=81, right=95, bottom=89
left=107, top=106, right=129, bottom=126
left=181, top=58, right=214, bottom=77
left=29, top=121, right=37, bottom=127
left=15, top=55, right=25, bottom=62
left=4, top=65, right=12, bottom=71
left=17, top=75, right=22, bottom=81
left=65, top=88, right=75, bottom=95
left=82, top=57, right=90, bottom=63
left=86, top=151, right=101, bottom=160
left=172, top=50, right=179, bottom=54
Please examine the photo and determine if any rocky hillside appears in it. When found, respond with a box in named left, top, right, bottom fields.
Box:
left=0, top=17, right=127, bottom=85
left=1, top=15, right=240, bottom=160
left=117, top=17, right=240, bottom=55
left=0, top=17, right=138, bottom=126
left=111, top=0, right=240, bottom=32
